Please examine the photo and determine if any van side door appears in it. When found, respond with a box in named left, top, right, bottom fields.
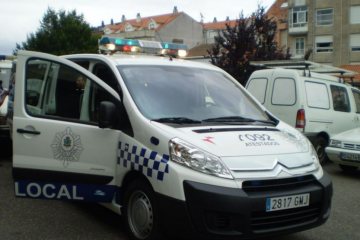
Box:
left=330, top=85, right=358, bottom=134
left=13, top=51, right=121, bottom=203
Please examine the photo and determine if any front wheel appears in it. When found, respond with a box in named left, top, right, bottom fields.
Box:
left=123, top=180, right=161, bottom=240
left=339, top=164, right=358, bottom=173
left=314, top=137, right=328, bottom=164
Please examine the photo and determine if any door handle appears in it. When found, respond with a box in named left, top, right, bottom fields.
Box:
left=17, top=129, right=41, bottom=135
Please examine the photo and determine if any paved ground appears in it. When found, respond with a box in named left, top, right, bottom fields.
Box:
left=1, top=137, right=360, bottom=240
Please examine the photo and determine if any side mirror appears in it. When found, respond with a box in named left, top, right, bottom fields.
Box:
left=99, top=101, right=117, bottom=129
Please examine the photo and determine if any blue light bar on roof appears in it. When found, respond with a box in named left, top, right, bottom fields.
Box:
left=99, top=37, right=140, bottom=46
left=99, top=37, right=188, bottom=57
left=161, top=43, right=188, bottom=50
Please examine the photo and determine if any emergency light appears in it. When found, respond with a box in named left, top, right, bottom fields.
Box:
left=160, top=42, right=188, bottom=57
left=99, top=37, right=188, bottom=57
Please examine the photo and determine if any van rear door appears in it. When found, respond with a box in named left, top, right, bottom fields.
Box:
left=330, top=85, right=358, bottom=134
left=13, top=50, right=121, bottom=203
left=265, top=70, right=301, bottom=128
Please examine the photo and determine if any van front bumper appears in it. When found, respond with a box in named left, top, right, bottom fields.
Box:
left=157, top=172, right=332, bottom=239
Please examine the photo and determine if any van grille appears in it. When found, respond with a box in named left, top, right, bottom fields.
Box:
left=251, top=204, right=321, bottom=231
left=343, top=143, right=360, bottom=151
left=242, top=175, right=316, bottom=193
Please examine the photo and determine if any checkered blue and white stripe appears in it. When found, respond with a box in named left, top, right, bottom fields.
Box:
left=118, top=142, right=170, bottom=181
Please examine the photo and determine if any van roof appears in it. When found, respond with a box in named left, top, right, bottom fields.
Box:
left=250, top=68, right=349, bottom=84
left=63, top=53, right=219, bottom=71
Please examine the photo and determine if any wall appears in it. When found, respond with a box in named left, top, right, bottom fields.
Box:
left=156, top=14, right=203, bottom=49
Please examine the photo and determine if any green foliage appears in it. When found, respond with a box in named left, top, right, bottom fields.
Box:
left=208, top=5, right=291, bottom=86
left=13, top=8, right=100, bottom=55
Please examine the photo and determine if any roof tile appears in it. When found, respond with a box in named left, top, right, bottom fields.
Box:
left=339, top=65, right=360, bottom=83
left=103, top=12, right=183, bottom=33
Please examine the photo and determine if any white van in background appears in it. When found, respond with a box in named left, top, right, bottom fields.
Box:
left=246, top=62, right=360, bottom=163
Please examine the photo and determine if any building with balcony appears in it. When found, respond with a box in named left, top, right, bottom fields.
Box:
left=270, top=0, right=360, bottom=66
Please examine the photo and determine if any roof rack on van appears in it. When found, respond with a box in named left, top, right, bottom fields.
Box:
left=250, top=60, right=358, bottom=80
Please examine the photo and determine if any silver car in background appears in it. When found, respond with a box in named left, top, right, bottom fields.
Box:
left=326, top=128, right=360, bottom=172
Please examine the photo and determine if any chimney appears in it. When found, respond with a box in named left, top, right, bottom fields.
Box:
left=226, top=16, right=230, bottom=21
left=111, top=19, right=114, bottom=25
left=136, top=13, right=141, bottom=23
left=213, top=17, right=217, bottom=23
left=101, top=21, right=104, bottom=27
left=173, top=6, right=178, bottom=15
left=122, top=15, right=126, bottom=23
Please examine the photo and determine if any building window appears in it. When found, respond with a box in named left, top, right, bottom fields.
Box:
left=350, top=34, right=360, bottom=51
left=350, top=6, right=360, bottom=24
left=289, top=6, right=308, bottom=28
left=315, top=36, right=333, bottom=52
left=125, top=25, right=132, bottom=32
left=149, top=23, right=155, bottom=29
left=294, top=0, right=306, bottom=6
left=295, top=37, right=305, bottom=55
left=316, top=9, right=333, bottom=26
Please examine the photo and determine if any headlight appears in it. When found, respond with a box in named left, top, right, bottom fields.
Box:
left=310, top=144, right=320, bottom=169
left=106, top=44, right=115, bottom=51
left=177, top=49, right=188, bottom=58
left=169, top=138, right=233, bottom=179
left=329, top=139, right=342, bottom=148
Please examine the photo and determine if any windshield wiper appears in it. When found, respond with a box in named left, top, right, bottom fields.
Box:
left=152, top=117, right=201, bottom=124
left=203, top=116, right=276, bottom=125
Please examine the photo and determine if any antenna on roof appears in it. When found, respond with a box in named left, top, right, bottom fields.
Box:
left=155, top=31, right=172, bottom=61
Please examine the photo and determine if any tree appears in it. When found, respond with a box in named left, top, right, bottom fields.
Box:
left=207, top=5, right=291, bottom=86
left=13, top=8, right=100, bottom=56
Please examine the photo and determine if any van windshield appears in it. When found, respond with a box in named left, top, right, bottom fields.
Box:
left=118, top=65, right=270, bottom=123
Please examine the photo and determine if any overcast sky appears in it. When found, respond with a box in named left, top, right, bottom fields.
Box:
left=0, top=0, right=276, bottom=55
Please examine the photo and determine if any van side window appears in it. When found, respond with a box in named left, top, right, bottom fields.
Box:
left=330, top=86, right=350, bottom=112
left=305, top=81, right=330, bottom=109
left=246, top=78, right=267, bottom=104
left=271, top=78, right=296, bottom=105
left=92, top=63, right=133, bottom=136
left=352, top=90, right=360, bottom=113
left=25, top=59, right=118, bottom=125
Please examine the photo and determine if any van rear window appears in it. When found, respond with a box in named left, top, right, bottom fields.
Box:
left=246, top=78, right=267, bottom=104
left=305, top=82, right=330, bottom=109
left=271, top=78, right=296, bottom=105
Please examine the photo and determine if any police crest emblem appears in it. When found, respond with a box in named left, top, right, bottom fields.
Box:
left=51, top=127, right=84, bottom=167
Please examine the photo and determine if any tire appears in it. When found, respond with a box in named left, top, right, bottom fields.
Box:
left=314, top=137, right=328, bottom=164
left=339, top=164, right=358, bottom=173
left=123, top=180, right=161, bottom=240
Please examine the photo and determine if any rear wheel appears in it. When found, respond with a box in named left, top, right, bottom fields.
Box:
left=339, top=164, right=358, bottom=173
left=123, top=180, right=161, bottom=240
left=314, top=137, right=328, bottom=164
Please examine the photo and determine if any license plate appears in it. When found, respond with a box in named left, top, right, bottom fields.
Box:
left=340, top=152, right=360, bottom=161
left=266, top=193, right=310, bottom=212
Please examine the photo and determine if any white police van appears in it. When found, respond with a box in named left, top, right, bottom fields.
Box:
left=11, top=38, right=332, bottom=240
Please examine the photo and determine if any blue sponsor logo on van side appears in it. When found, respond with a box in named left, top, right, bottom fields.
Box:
left=14, top=180, right=117, bottom=203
